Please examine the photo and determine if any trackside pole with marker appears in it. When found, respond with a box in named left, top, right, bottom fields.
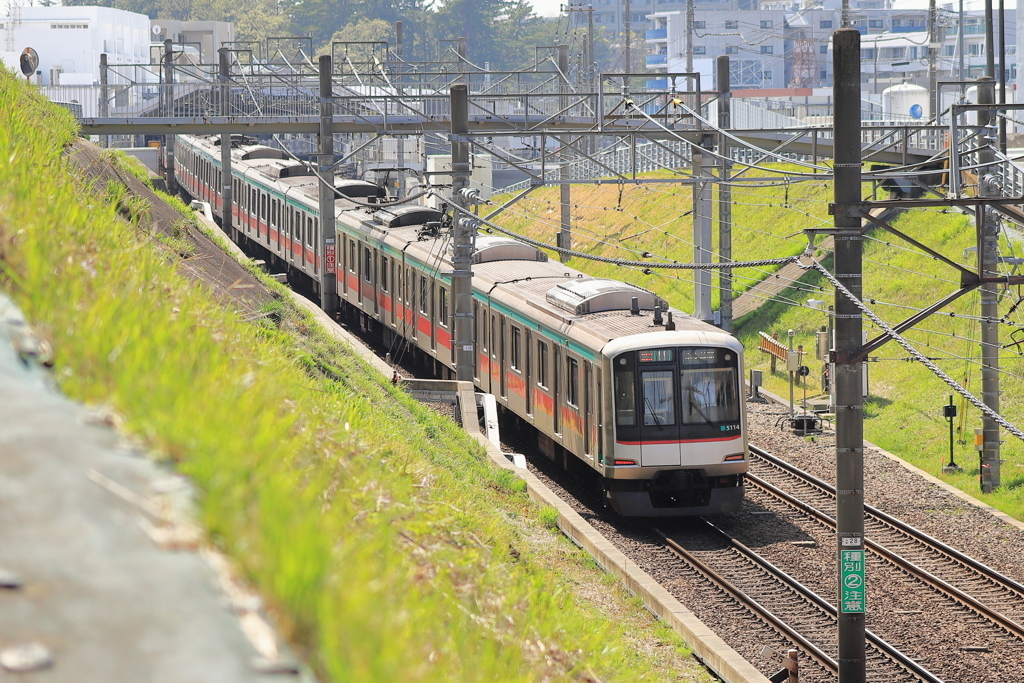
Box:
left=163, top=39, right=177, bottom=196
left=832, top=28, right=866, bottom=683
left=450, top=84, right=475, bottom=382
left=318, top=55, right=338, bottom=317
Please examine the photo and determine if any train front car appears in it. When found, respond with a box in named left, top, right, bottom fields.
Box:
left=601, top=331, right=746, bottom=517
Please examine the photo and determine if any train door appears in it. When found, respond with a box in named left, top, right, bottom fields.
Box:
left=584, top=361, right=593, bottom=457
left=499, top=316, right=506, bottom=399
left=438, top=287, right=449, bottom=363
left=524, top=330, right=532, bottom=417
left=595, top=366, right=604, bottom=464
left=552, top=346, right=561, bottom=435
left=638, top=361, right=682, bottom=467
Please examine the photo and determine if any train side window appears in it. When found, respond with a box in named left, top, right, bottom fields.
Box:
left=261, top=193, right=267, bottom=221
left=419, top=276, right=428, bottom=314
left=510, top=326, right=522, bottom=371
left=363, top=247, right=372, bottom=282
left=567, top=357, right=580, bottom=408
left=491, top=315, right=497, bottom=359
left=479, top=310, right=487, bottom=354
left=380, top=256, right=388, bottom=292
left=642, top=371, right=676, bottom=426
left=614, top=352, right=637, bottom=427
left=438, top=288, right=448, bottom=327
left=349, top=240, right=356, bottom=273
left=307, top=217, right=314, bottom=247
left=537, top=341, right=548, bottom=388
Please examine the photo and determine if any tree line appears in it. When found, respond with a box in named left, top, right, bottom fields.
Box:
left=60, top=0, right=623, bottom=72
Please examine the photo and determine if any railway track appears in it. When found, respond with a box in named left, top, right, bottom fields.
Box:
left=748, top=444, right=1024, bottom=642
left=651, top=519, right=942, bottom=683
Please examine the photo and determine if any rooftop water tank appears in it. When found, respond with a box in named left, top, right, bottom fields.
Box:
left=882, top=81, right=929, bottom=122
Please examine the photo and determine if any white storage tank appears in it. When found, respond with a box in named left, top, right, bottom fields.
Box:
left=883, top=81, right=929, bottom=121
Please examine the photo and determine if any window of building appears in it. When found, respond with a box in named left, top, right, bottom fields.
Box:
left=761, top=45, right=773, bottom=54
left=944, top=45, right=955, bottom=56
left=725, top=20, right=738, bottom=29
left=820, top=70, right=827, bottom=79
left=969, top=43, right=981, bottom=56
left=726, top=46, right=739, bottom=54
left=762, top=71, right=773, bottom=79
left=820, top=19, right=832, bottom=28
left=693, top=46, right=705, bottom=55
left=510, top=327, right=522, bottom=371
left=820, top=44, right=828, bottom=54
left=694, top=20, right=705, bottom=29
left=760, top=20, right=773, bottom=28
left=868, top=19, right=883, bottom=28
left=891, top=19, right=902, bottom=26
left=51, top=23, right=88, bottom=29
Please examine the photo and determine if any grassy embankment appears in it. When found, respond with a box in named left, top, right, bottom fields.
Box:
left=0, top=70, right=712, bottom=682
left=494, top=174, right=1024, bottom=519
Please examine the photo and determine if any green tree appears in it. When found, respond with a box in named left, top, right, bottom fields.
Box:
left=317, top=18, right=391, bottom=61
left=431, top=0, right=511, bottom=66
left=190, top=0, right=287, bottom=42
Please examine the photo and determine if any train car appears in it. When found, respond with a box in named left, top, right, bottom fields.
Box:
left=176, top=134, right=747, bottom=516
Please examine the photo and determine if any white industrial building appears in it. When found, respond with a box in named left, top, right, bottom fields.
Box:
left=1, top=5, right=150, bottom=86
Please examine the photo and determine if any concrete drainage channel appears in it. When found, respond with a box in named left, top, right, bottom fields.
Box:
left=192, top=206, right=772, bottom=683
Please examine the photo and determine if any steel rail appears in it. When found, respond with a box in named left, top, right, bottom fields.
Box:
left=750, top=444, right=1024, bottom=600
left=652, top=521, right=943, bottom=682
left=648, top=524, right=840, bottom=677
left=747, top=444, right=1024, bottom=641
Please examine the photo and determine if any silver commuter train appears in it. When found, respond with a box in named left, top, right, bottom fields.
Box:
left=175, top=134, right=747, bottom=516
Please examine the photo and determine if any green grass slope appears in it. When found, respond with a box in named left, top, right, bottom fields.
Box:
left=492, top=166, right=833, bottom=312
left=0, top=70, right=710, bottom=682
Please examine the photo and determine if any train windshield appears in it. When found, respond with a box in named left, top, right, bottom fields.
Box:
left=614, top=347, right=740, bottom=440
left=678, top=348, right=739, bottom=426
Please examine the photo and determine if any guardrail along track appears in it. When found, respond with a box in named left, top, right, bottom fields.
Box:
left=651, top=520, right=942, bottom=683
left=748, top=444, right=1024, bottom=641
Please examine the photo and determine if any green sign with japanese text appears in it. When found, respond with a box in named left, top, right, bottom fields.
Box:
left=840, top=549, right=865, bottom=613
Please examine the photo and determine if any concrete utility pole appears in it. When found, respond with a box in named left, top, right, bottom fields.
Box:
left=717, top=55, right=733, bottom=332
left=832, top=28, right=866, bottom=683
left=318, top=55, right=338, bottom=318
left=685, top=0, right=694, bottom=77
left=984, top=0, right=995, bottom=78
left=557, top=44, right=571, bottom=263
left=218, top=48, right=234, bottom=241
left=692, top=138, right=712, bottom=324
left=163, top=39, right=177, bottom=195
left=977, top=76, right=1001, bottom=492
left=396, top=21, right=405, bottom=199
left=450, top=84, right=475, bottom=382
left=928, top=0, right=938, bottom=119
left=997, top=0, right=1007, bottom=153
left=624, top=0, right=631, bottom=73
left=99, top=53, right=109, bottom=149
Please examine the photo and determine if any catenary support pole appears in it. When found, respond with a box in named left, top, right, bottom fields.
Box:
left=998, top=0, right=1007, bottom=153
left=99, top=53, right=109, bottom=149
left=928, top=0, right=938, bottom=119
left=450, top=84, right=474, bottom=383
left=624, top=0, right=631, bottom=74
left=558, top=45, right=571, bottom=263
left=395, top=21, right=405, bottom=199
left=318, top=55, right=338, bottom=318
left=985, top=0, right=995, bottom=78
left=692, top=139, right=712, bottom=323
left=832, top=28, right=866, bottom=683
left=717, top=55, right=732, bottom=332
left=163, top=39, right=177, bottom=196
left=218, top=48, right=234, bottom=240
left=977, top=76, right=1001, bottom=492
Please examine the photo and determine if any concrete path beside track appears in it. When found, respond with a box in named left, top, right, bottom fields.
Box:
left=0, top=292, right=306, bottom=682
